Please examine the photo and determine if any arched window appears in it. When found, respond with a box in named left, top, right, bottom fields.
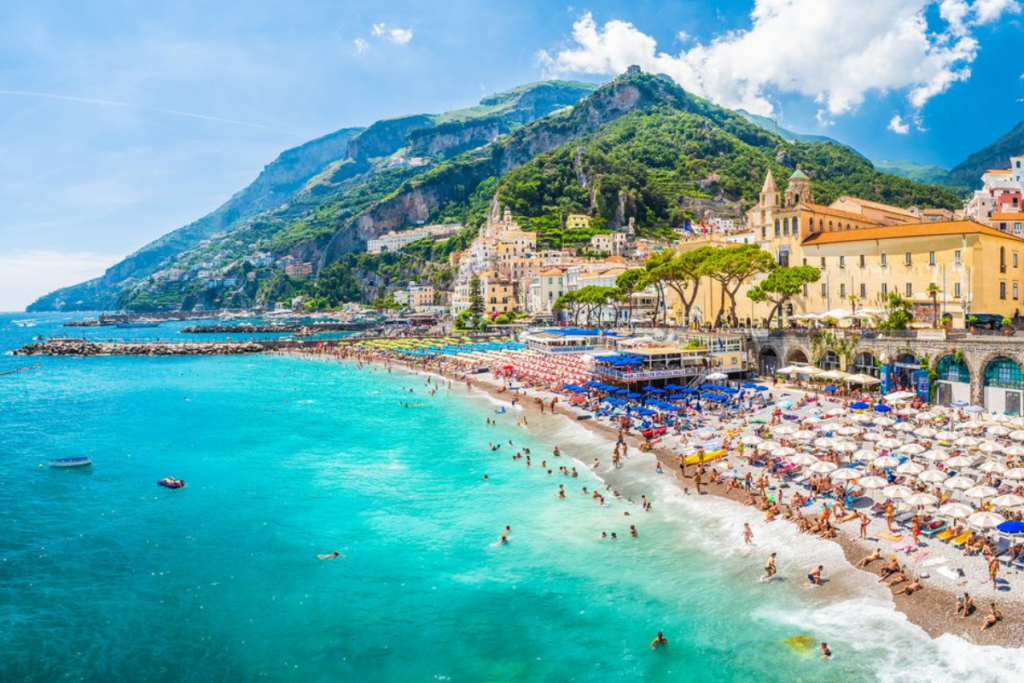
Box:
left=783, top=217, right=789, bottom=235
left=985, top=357, right=1023, bottom=389
left=775, top=219, right=781, bottom=238
left=936, top=356, right=970, bottom=383
left=828, top=221, right=834, bottom=231
left=792, top=216, right=799, bottom=233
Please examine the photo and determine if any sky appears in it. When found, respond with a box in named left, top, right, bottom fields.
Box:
left=2, top=0, right=1023, bottom=311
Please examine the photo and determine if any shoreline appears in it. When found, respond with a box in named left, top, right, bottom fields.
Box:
left=283, top=348, right=1024, bottom=648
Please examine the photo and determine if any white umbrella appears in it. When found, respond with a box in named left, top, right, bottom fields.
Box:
left=819, top=308, right=853, bottom=320
left=792, top=430, right=816, bottom=441
left=944, top=476, right=977, bottom=490
left=978, top=441, right=1004, bottom=455
left=862, top=432, right=883, bottom=441
left=845, top=373, right=881, bottom=385
left=831, top=440, right=858, bottom=453
left=940, top=503, right=975, bottom=519
left=1003, top=445, right=1024, bottom=457
left=809, top=460, right=839, bottom=474
left=818, top=369, right=850, bottom=380
left=896, top=461, right=925, bottom=476
left=831, top=468, right=864, bottom=481
left=894, top=422, right=916, bottom=432
left=963, top=485, right=999, bottom=499
left=992, top=493, right=1024, bottom=507
left=882, top=484, right=914, bottom=499
left=900, top=443, right=926, bottom=455
left=773, top=425, right=797, bottom=436
left=878, top=438, right=903, bottom=450
left=873, top=455, right=900, bottom=468
left=788, top=452, right=818, bottom=466
left=885, top=391, right=915, bottom=402
left=854, top=414, right=876, bottom=424
left=1010, top=430, right=1024, bottom=442
left=935, top=430, right=958, bottom=441
left=859, top=475, right=889, bottom=489
left=914, top=427, right=939, bottom=439
left=920, top=449, right=948, bottom=462
left=1003, top=467, right=1024, bottom=480
left=977, top=460, right=1007, bottom=474
left=988, top=425, right=1012, bottom=436
left=813, top=437, right=835, bottom=449
left=875, top=417, right=896, bottom=428
left=906, top=492, right=939, bottom=507
left=706, top=372, right=728, bottom=380
left=852, top=448, right=877, bottom=461
left=741, top=435, right=763, bottom=446
left=1010, top=417, right=1024, bottom=428
left=918, top=468, right=950, bottom=483
left=966, top=405, right=986, bottom=414
left=837, top=426, right=860, bottom=436
left=955, top=436, right=981, bottom=447
left=897, top=407, right=919, bottom=417
left=773, top=446, right=797, bottom=458
left=968, top=511, right=1006, bottom=528
left=945, top=455, right=976, bottom=468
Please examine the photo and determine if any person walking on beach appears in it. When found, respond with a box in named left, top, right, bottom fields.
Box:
left=988, top=557, right=999, bottom=590
left=859, top=513, right=870, bottom=539
left=742, top=523, right=753, bottom=545
left=763, top=552, right=777, bottom=580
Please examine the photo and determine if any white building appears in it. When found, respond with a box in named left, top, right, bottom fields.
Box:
left=367, top=224, right=462, bottom=253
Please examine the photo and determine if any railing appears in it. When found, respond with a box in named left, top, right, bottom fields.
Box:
left=595, top=366, right=705, bottom=381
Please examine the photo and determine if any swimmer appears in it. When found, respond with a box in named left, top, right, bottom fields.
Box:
left=630, top=525, right=638, bottom=538
left=742, top=523, right=753, bottom=545
left=558, top=485, right=565, bottom=498
left=820, top=642, right=831, bottom=660
left=318, top=551, right=343, bottom=560
left=651, top=632, right=668, bottom=650
left=482, top=473, right=489, bottom=480
left=553, top=447, right=560, bottom=457
left=763, top=552, right=777, bottom=580
left=499, top=535, right=509, bottom=545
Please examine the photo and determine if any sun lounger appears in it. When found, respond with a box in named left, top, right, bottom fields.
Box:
left=951, top=531, right=973, bottom=547
left=921, top=523, right=947, bottom=537
left=877, top=531, right=903, bottom=542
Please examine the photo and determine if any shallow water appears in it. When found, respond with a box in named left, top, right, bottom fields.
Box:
left=1, top=313, right=1022, bottom=682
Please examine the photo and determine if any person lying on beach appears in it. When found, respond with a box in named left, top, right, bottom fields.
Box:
left=893, top=578, right=923, bottom=596
left=857, top=548, right=882, bottom=568
left=981, top=603, right=1003, bottom=631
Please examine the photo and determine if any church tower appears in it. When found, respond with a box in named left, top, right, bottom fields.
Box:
left=784, top=166, right=813, bottom=207
left=748, top=169, right=780, bottom=230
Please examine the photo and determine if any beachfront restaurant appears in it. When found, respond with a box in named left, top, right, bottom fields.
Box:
left=522, top=328, right=612, bottom=354
left=593, top=347, right=707, bottom=387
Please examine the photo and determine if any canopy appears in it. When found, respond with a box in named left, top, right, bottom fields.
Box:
left=845, top=373, right=881, bottom=385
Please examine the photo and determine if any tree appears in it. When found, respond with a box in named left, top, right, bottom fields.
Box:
left=746, top=266, right=821, bottom=326
left=652, top=246, right=716, bottom=325
left=575, top=285, right=619, bottom=326
left=700, top=244, right=777, bottom=324
left=927, top=282, right=941, bottom=328
left=877, top=292, right=914, bottom=331
left=615, top=268, right=648, bottom=326
left=554, top=290, right=583, bottom=324
left=468, top=275, right=484, bottom=318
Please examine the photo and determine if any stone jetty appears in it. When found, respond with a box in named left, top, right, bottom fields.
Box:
left=180, top=324, right=299, bottom=334
left=13, top=338, right=265, bottom=357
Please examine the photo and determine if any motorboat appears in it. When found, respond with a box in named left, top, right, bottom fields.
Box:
left=49, top=457, right=92, bottom=468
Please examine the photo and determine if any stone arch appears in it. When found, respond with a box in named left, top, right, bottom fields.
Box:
left=850, top=348, right=880, bottom=377
left=934, top=354, right=972, bottom=383
left=982, top=355, right=1024, bottom=390
left=818, top=349, right=840, bottom=370
left=758, top=346, right=780, bottom=376
left=785, top=346, right=810, bottom=364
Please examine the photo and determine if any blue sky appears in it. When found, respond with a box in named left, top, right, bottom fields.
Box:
left=2, top=0, right=1023, bottom=310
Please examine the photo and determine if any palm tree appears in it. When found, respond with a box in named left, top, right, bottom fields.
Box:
left=927, top=283, right=941, bottom=328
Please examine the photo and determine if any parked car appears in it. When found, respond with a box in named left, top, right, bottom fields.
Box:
left=969, top=313, right=1004, bottom=330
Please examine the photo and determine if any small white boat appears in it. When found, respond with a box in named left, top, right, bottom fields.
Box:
left=49, top=457, right=92, bottom=468
left=12, top=319, right=37, bottom=327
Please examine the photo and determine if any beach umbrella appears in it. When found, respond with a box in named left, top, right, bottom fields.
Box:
left=939, top=503, right=975, bottom=519
left=978, top=441, right=1004, bottom=455
left=853, top=414, right=876, bottom=425
left=1003, top=467, right=1024, bottom=480
left=935, top=430, right=958, bottom=441
left=944, top=475, right=977, bottom=490
left=773, top=425, right=797, bottom=436
left=977, top=460, right=1007, bottom=474
left=859, top=475, right=889, bottom=489
left=905, top=492, right=939, bottom=507
left=851, top=401, right=870, bottom=410
left=792, top=430, right=816, bottom=441
left=917, top=468, right=949, bottom=483
left=997, top=520, right=1024, bottom=534
left=900, top=443, right=926, bottom=455
left=873, top=455, right=900, bottom=468
left=897, top=407, right=919, bottom=417
left=945, top=454, right=976, bottom=468
left=896, top=461, right=925, bottom=476
left=862, top=432, right=883, bottom=442
left=831, top=441, right=858, bottom=453
left=966, top=405, right=986, bottom=414
left=788, top=452, right=818, bottom=466
left=878, top=438, right=903, bottom=450
left=920, top=449, right=948, bottom=462
left=988, top=425, right=1012, bottom=437
left=831, top=468, right=864, bottom=481
left=1011, top=417, right=1024, bottom=428
left=968, top=511, right=1006, bottom=528
left=740, top=435, right=763, bottom=446
left=882, top=484, right=914, bottom=499
left=813, top=437, right=835, bottom=449
left=1003, top=444, right=1024, bottom=457
left=894, top=422, right=915, bottom=432
left=874, top=417, right=896, bottom=427
left=951, top=400, right=969, bottom=408
left=963, top=485, right=999, bottom=500
left=706, top=372, right=728, bottom=381
left=773, top=446, right=797, bottom=458
left=992, top=494, right=1024, bottom=507
left=838, top=426, right=860, bottom=436
left=874, top=404, right=893, bottom=413
left=808, top=460, right=839, bottom=474
left=852, top=448, right=878, bottom=461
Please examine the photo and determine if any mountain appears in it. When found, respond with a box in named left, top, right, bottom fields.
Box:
left=735, top=109, right=839, bottom=145
left=28, top=80, right=598, bottom=312
left=945, top=119, right=1024, bottom=189
left=873, top=159, right=950, bottom=185
left=29, top=72, right=962, bottom=313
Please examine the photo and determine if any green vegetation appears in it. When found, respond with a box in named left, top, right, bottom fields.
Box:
left=946, top=117, right=1024, bottom=189
left=747, top=266, right=822, bottom=326
left=877, top=292, right=915, bottom=331
left=873, top=159, right=951, bottom=186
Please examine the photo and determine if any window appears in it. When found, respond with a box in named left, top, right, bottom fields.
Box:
left=840, top=283, right=846, bottom=297
left=859, top=254, right=865, bottom=268
left=860, top=283, right=867, bottom=298
left=929, top=251, right=936, bottom=266
left=783, top=217, right=789, bottom=235
left=1000, top=222, right=1008, bottom=232
left=802, top=258, right=807, bottom=266
left=761, top=226, right=767, bottom=240
left=1001, top=282, right=1007, bottom=300
left=954, top=249, right=962, bottom=265
left=1015, top=252, right=1020, bottom=269
left=821, top=283, right=828, bottom=297
left=839, top=256, right=845, bottom=269
left=1016, top=283, right=1020, bottom=300
left=774, top=219, right=780, bottom=237
left=954, top=282, right=961, bottom=298
left=1016, top=223, right=1022, bottom=235
left=905, top=252, right=912, bottom=265
left=881, top=253, right=887, bottom=266
left=820, top=257, right=826, bottom=268
left=906, top=282, right=913, bottom=296
left=803, top=284, right=808, bottom=296
left=1001, top=247, right=1007, bottom=273
left=792, top=216, right=799, bottom=233
left=882, top=283, right=888, bottom=296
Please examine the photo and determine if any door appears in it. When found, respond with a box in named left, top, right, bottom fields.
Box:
left=1008, top=391, right=1022, bottom=417
left=935, top=382, right=951, bottom=407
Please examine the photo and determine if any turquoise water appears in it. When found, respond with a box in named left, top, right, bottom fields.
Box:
left=2, top=313, right=1023, bottom=682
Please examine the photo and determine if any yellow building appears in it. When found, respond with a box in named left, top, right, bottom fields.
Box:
left=478, top=269, right=517, bottom=316
left=566, top=214, right=592, bottom=229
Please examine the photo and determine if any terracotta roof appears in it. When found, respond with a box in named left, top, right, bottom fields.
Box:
left=986, top=169, right=1012, bottom=175
left=802, top=220, right=1024, bottom=245
left=832, top=196, right=919, bottom=218
left=794, top=203, right=882, bottom=224
left=922, top=208, right=952, bottom=215
left=991, top=213, right=1024, bottom=220
left=540, top=267, right=564, bottom=276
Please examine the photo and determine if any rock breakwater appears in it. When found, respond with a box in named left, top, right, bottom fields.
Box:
left=14, top=339, right=266, bottom=357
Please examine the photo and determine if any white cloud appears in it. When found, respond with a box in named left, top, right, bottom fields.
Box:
left=372, top=23, right=386, bottom=36
left=0, top=250, right=120, bottom=312
left=888, top=114, right=911, bottom=134
left=368, top=23, right=414, bottom=45
left=354, top=38, right=369, bottom=53
left=540, top=2, right=1020, bottom=124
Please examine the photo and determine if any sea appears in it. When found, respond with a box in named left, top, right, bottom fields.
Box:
left=1, top=312, right=1022, bottom=682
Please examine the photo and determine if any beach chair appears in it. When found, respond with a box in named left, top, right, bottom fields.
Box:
left=921, top=523, right=946, bottom=538
left=951, top=531, right=973, bottom=548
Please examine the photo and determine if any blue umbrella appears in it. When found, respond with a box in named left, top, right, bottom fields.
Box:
left=615, top=388, right=629, bottom=395
left=642, top=385, right=659, bottom=392
left=742, top=382, right=758, bottom=389
left=997, top=520, right=1024, bottom=534
left=851, top=401, right=870, bottom=410
left=626, top=392, right=642, bottom=399
left=874, top=404, right=892, bottom=413
left=824, top=385, right=837, bottom=392
left=754, top=385, right=769, bottom=392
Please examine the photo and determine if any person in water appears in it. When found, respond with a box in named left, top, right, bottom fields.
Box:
left=820, top=642, right=831, bottom=659
left=318, top=551, right=342, bottom=560
left=763, top=552, right=777, bottom=580
left=742, top=523, right=753, bottom=545
left=807, top=566, right=823, bottom=586
left=651, top=632, right=668, bottom=650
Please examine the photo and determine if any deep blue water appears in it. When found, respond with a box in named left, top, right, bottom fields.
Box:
left=1, top=312, right=1022, bottom=682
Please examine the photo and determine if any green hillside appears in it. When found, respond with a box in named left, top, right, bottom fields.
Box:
left=945, top=119, right=1024, bottom=189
